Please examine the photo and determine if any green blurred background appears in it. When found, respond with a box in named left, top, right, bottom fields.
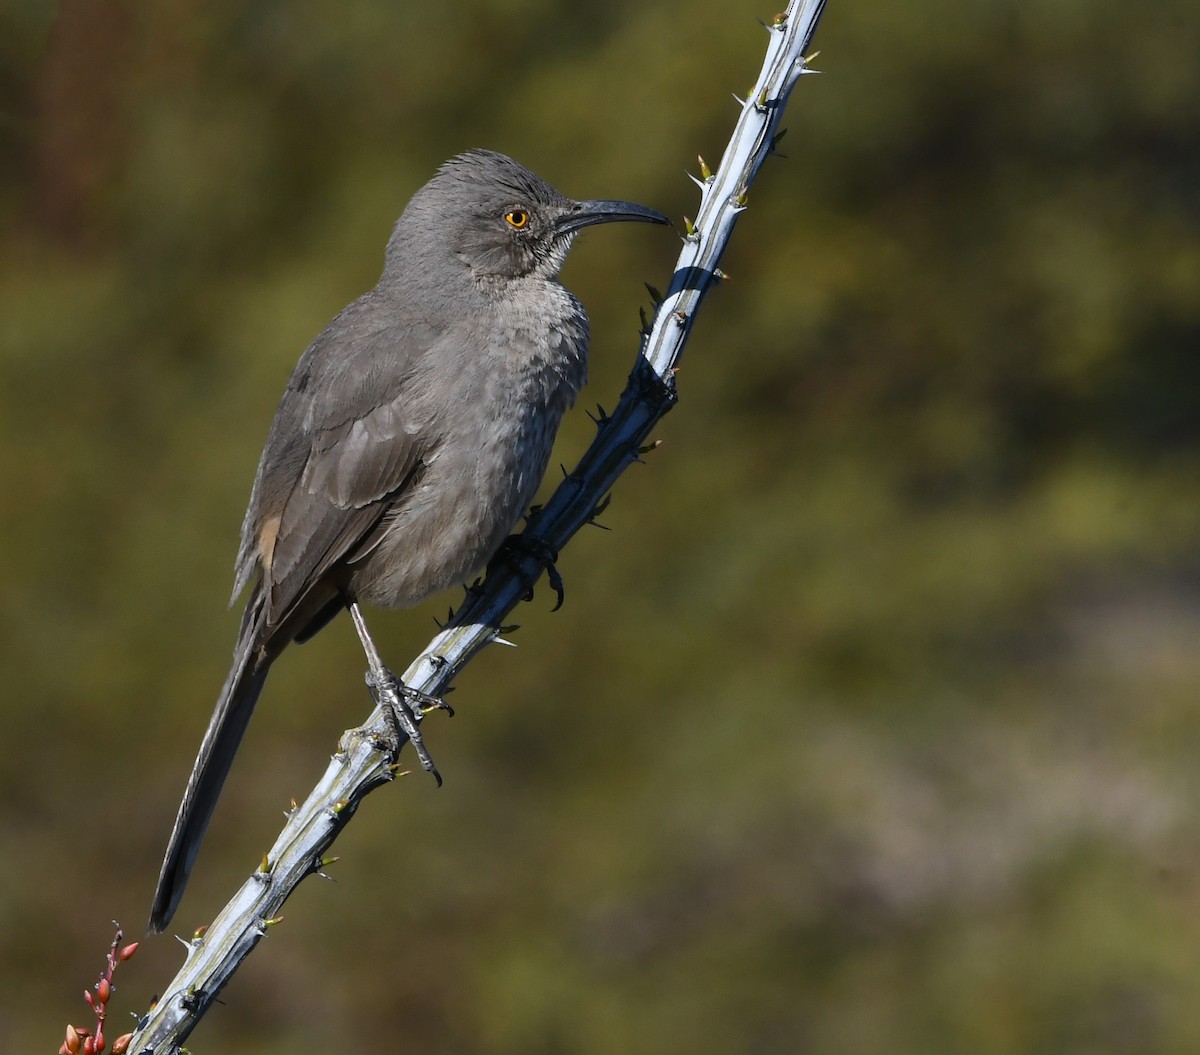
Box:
left=4, top=1, right=1199, bottom=1051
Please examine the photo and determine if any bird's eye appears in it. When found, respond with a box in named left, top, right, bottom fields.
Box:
left=505, top=209, right=529, bottom=229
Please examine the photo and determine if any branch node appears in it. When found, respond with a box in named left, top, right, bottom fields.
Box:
left=589, top=493, right=612, bottom=523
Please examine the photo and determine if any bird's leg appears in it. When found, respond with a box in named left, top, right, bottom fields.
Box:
left=349, top=603, right=445, bottom=786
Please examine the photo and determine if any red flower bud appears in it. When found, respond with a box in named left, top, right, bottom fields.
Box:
left=112, top=1033, right=133, bottom=1054
left=97, top=977, right=112, bottom=1004
left=118, top=942, right=139, bottom=961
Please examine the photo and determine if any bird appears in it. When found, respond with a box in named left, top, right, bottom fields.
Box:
left=149, top=149, right=669, bottom=931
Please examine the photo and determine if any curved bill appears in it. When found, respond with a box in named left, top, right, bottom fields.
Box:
left=557, top=199, right=671, bottom=235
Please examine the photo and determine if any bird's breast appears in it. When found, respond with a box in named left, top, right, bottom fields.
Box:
left=349, top=283, right=589, bottom=609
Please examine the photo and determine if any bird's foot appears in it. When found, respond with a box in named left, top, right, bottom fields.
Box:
left=490, top=534, right=565, bottom=611
left=366, top=667, right=447, bottom=787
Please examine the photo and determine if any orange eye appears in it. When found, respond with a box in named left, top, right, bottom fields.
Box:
left=505, top=209, right=529, bottom=229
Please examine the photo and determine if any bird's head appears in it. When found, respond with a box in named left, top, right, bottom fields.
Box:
left=390, top=149, right=668, bottom=284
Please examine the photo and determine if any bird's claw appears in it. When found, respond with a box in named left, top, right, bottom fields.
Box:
left=491, top=534, right=565, bottom=610
left=366, top=667, right=445, bottom=787
left=545, top=559, right=565, bottom=612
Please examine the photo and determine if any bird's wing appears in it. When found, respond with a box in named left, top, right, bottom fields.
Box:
left=264, top=408, right=432, bottom=624
left=253, top=309, right=450, bottom=631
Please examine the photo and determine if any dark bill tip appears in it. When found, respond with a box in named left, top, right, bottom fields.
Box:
left=557, top=199, right=671, bottom=235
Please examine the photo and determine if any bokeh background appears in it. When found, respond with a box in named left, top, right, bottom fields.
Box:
left=3, top=1, right=1199, bottom=1051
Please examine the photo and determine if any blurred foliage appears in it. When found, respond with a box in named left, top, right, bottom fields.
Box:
left=3, top=0, right=1200, bottom=1052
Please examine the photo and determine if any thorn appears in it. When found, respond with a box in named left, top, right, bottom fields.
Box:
left=560, top=463, right=568, bottom=478
left=687, top=172, right=706, bottom=191
left=639, top=305, right=651, bottom=334
left=769, top=128, right=789, bottom=157
left=499, top=622, right=520, bottom=634
left=731, top=92, right=745, bottom=107
left=492, top=634, right=518, bottom=649
left=697, top=154, right=712, bottom=181
left=644, top=282, right=663, bottom=304
left=586, top=403, right=610, bottom=425
left=591, top=493, right=612, bottom=520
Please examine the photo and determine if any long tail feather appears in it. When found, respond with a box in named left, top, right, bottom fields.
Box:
left=149, top=592, right=271, bottom=932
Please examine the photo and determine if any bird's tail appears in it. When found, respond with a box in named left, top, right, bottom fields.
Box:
left=149, top=590, right=271, bottom=932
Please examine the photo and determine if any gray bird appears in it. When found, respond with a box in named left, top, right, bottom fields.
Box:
left=150, top=149, right=668, bottom=931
